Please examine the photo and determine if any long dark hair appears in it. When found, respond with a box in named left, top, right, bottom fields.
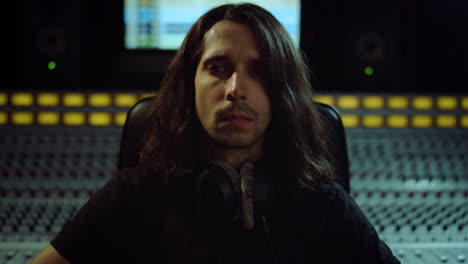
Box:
left=139, top=3, right=334, bottom=189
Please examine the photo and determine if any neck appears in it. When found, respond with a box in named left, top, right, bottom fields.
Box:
left=200, top=138, right=264, bottom=170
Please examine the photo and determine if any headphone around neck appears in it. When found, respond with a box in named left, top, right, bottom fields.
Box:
left=175, top=159, right=280, bottom=264
left=183, top=160, right=273, bottom=230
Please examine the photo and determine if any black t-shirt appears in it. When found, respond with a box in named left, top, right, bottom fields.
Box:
left=51, top=167, right=401, bottom=264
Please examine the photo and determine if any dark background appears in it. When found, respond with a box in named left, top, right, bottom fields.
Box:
left=5, top=0, right=468, bottom=93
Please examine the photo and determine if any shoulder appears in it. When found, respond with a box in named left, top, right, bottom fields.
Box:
left=73, top=166, right=166, bottom=220
left=285, top=181, right=374, bottom=243
left=309, top=183, right=401, bottom=263
left=114, top=166, right=158, bottom=185
left=307, top=181, right=370, bottom=228
left=109, top=166, right=165, bottom=197
left=313, top=181, right=348, bottom=197
left=274, top=182, right=349, bottom=231
left=51, top=167, right=168, bottom=261
left=290, top=181, right=349, bottom=208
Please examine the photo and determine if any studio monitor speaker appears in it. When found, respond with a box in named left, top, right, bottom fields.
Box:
left=301, top=0, right=410, bottom=92
left=20, top=0, right=83, bottom=88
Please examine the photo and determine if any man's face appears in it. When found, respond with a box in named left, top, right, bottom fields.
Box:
left=194, top=20, right=271, bottom=149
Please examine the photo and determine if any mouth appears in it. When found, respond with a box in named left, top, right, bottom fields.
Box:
left=221, top=113, right=253, bottom=121
left=219, top=113, right=254, bottom=125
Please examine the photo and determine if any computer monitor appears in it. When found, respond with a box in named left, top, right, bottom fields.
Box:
left=120, top=0, right=301, bottom=74
left=124, top=0, right=300, bottom=49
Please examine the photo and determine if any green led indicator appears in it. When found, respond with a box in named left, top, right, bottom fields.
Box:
left=364, top=66, right=374, bottom=76
left=48, top=61, right=56, bottom=70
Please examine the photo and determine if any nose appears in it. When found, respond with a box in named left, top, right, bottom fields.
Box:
left=225, top=72, right=247, bottom=102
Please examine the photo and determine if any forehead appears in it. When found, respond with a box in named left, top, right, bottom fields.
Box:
left=200, top=20, right=261, bottom=62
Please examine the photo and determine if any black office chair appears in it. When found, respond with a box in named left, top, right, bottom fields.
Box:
left=118, top=96, right=351, bottom=193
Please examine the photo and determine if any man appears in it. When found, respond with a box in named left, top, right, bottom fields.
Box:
left=31, top=3, right=400, bottom=264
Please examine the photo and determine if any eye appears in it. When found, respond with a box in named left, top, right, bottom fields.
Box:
left=208, top=64, right=226, bottom=73
left=207, top=64, right=232, bottom=79
left=250, top=63, right=267, bottom=80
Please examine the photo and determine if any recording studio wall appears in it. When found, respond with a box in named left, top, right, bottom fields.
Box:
left=301, top=0, right=468, bottom=93
left=301, top=0, right=410, bottom=93
left=14, top=0, right=468, bottom=92
left=415, top=0, right=468, bottom=94
left=18, top=0, right=120, bottom=90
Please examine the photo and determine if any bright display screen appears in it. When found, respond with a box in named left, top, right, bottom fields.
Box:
left=124, top=0, right=301, bottom=50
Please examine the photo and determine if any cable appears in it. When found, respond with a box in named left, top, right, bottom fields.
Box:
left=262, top=215, right=279, bottom=264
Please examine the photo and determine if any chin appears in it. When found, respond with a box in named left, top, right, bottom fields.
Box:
left=212, top=135, right=259, bottom=149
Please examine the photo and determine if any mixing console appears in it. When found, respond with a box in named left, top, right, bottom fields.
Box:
left=0, top=92, right=467, bottom=264
left=349, top=129, right=468, bottom=264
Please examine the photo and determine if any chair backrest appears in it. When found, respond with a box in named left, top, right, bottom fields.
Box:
left=118, top=96, right=351, bottom=193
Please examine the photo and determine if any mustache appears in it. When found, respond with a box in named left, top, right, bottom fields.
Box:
left=214, top=103, right=258, bottom=121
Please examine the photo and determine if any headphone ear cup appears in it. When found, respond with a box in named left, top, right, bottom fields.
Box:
left=187, top=162, right=237, bottom=226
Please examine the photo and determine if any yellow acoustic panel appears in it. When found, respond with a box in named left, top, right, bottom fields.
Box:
left=436, top=96, right=458, bottom=110
left=388, top=96, right=409, bottom=109
left=12, top=112, right=34, bottom=125
left=89, top=112, right=111, bottom=126
left=341, top=114, right=359, bottom=128
left=64, top=112, right=86, bottom=126
left=114, top=112, right=128, bottom=126
left=387, top=115, right=408, bottom=128
left=436, top=115, right=457, bottom=128
left=63, top=93, right=85, bottom=107
left=412, top=96, right=433, bottom=110
left=38, top=93, right=59, bottom=107
left=337, top=96, right=360, bottom=109
left=314, top=95, right=334, bottom=106
left=89, top=93, right=112, bottom=107
left=412, top=115, right=433, bottom=128
left=115, top=94, right=138, bottom=107
left=0, top=93, right=7, bottom=106
left=462, top=97, right=468, bottom=110
left=362, top=114, right=384, bottom=128
left=461, top=115, right=468, bottom=128
left=140, top=93, right=156, bottom=100
left=0, top=112, right=7, bottom=125
left=38, top=112, right=60, bottom=125
left=363, top=96, right=384, bottom=109
left=12, top=93, right=34, bottom=106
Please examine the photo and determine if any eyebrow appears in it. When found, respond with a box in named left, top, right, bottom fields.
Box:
left=202, top=54, right=264, bottom=67
left=202, top=55, right=230, bottom=66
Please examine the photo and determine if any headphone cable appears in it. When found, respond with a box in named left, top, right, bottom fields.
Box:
left=262, top=215, right=279, bottom=264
